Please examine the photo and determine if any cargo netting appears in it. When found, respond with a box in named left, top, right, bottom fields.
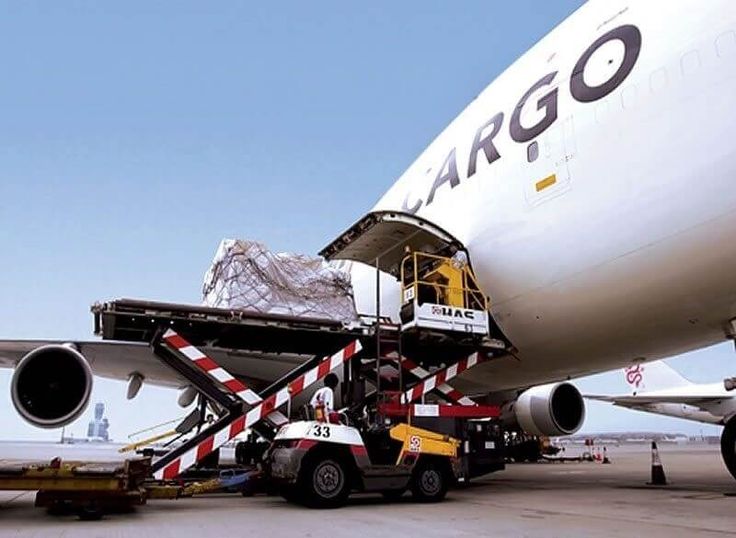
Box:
left=202, top=239, right=358, bottom=324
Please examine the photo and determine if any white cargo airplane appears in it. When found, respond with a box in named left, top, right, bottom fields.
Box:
left=2, top=0, right=736, bottom=477
left=585, top=361, right=736, bottom=478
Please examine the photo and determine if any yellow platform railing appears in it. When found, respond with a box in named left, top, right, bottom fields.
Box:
left=400, top=252, right=487, bottom=311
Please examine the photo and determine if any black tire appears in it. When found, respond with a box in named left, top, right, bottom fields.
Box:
left=297, top=456, right=349, bottom=508
left=721, top=416, right=736, bottom=481
left=46, top=501, right=73, bottom=516
left=77, top=503, right=103, bottom=521
left=411, top=461, right=449, bottom=503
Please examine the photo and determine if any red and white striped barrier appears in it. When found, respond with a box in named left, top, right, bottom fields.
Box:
left=162, top=329, right=288, bottom=426
left=155, top=339, right=362, bottom=480
left=401, top=352, right=483, bottom=404
left=400, top=357, right=476, bottom=406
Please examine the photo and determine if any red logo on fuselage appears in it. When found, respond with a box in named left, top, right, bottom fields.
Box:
left=625, top=365, right=644, bottom=388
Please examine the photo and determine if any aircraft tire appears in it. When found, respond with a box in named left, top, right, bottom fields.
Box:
left=721, top=416, right=736, bottom=481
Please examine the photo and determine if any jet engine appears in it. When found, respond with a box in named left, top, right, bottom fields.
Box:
left=11, top=344, right=93, bottom=429
left=502, top=382, right=586, bottom=436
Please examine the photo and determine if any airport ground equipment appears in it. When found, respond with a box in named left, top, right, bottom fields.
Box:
left=504, top=433, right=561, bottom=463
left=0, top=456, right=272, bottom=518
left=91, top=298, right=505, bottom=502
left=0, top=458, right=153, bottom=519
left=3, top=209, right=504, bottom=511
left=269, top=421, right=461, bottom=507
left=266, top=343, right=504, bottom=507
left=0, top=210, right=512, bottom=514
left=89, top=210, right=507, bottom=479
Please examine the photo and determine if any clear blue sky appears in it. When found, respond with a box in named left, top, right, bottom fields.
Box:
left=0, top=1, right=729, bottom=441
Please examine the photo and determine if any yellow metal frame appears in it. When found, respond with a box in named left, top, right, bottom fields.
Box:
left=119, top=429, right=178, bottom=453
left=400, top=252, right=487, bottom=311
left=389, top=423, right=459, bottom=465
left=0, top=459, right=146, bottom=492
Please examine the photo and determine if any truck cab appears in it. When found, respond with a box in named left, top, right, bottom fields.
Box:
left=268, top=419, right=460, bottom=508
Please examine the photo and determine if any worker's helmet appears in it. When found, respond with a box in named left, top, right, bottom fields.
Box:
left=324, top=373, right=339, bottom=389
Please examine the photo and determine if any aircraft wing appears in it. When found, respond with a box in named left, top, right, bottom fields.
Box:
left=585, top=393, right=728, bottom=407
left=0, top=340, right=305, bottom=390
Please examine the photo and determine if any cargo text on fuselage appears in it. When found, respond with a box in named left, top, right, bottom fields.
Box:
left=402, top=25, right=642, bottom=214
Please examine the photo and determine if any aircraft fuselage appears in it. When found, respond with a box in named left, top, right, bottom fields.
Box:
left=353, top=0, right=736, bottom=392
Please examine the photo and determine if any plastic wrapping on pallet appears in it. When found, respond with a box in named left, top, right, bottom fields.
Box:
left=202, top=239, right=359, bottom=324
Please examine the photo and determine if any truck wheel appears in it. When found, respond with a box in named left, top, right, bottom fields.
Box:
left=298, top=456, right=349, bottom=508
left=411, top=462, right=448, bottom=503
left=721, top=416, right=736, bottom=481
left=77, top=502, right=103, bottom=521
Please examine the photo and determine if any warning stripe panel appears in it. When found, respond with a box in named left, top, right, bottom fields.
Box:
left=401, top=357, right=476, bottom=406
left=162, top=329, right=284, bottom=416
left=402, top=352, right=482, bottom=404
left=193, top=356, right=219, bottom=372
left=196, top=436, right=215, bottom=461
left=155, top=339, right=362, bottom=480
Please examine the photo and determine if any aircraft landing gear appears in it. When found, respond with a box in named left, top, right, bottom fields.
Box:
left=721, top=416, right=736, bottom=481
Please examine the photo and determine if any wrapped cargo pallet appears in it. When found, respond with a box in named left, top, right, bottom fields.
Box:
left=202, top=239, right=359, bottom=324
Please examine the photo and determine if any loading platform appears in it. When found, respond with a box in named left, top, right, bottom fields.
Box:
left=3, top=210, right=511, bottom=514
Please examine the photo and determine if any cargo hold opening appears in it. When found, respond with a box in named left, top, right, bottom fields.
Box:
left=320, top=211, right=510, bottom=349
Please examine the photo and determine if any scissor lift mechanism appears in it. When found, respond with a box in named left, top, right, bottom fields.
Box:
left=93, top=299, right=503, bottom=481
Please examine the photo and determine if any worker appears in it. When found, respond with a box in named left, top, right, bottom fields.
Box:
left=310, top=373, right=339, bottom=422
left=402, top=245, right=415, bottom=286
left=450, top=245, right=468, bottom=269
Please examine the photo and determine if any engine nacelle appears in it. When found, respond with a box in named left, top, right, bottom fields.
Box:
left=11, top=344, right=93, bottom=429
left=502, top=382, right=585, bottom=437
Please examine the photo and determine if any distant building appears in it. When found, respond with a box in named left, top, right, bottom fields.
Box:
left=86, top=402, right=110, bottom=442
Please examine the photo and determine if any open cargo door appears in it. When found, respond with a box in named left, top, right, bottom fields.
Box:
left=321, top=211, right=492, bottom=338
left=319, top=211, right=460, bottom=277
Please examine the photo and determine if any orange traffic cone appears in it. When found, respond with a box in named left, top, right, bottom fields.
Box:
left=647, top=441, right=667, bottom=485
left=602, top=446, right=611, bottom=464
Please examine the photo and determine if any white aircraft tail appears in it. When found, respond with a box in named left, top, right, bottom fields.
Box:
left=623, top=361, right=692, bottom=394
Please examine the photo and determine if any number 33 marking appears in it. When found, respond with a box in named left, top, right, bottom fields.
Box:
left=311, top=425, right=331, bottom=438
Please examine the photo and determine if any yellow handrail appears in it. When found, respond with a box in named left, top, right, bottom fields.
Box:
left=400, top=251, right=487, bottom=310
left=118, top=430, right=178, bottom=453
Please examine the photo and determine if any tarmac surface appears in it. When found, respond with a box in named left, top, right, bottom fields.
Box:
left=0, top=443, right=734, bottom=537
